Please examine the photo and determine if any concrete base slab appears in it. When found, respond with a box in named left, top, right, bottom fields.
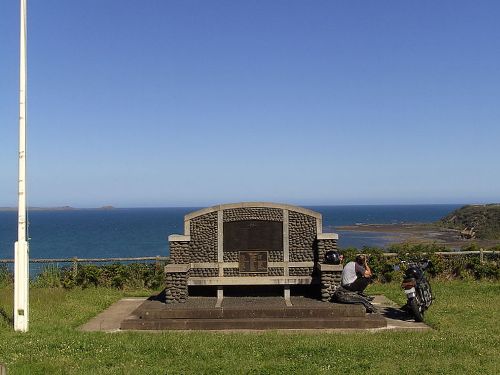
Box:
left=120, top=295, right=385, bottom=330
left=80, top=295, right=431, bottom=332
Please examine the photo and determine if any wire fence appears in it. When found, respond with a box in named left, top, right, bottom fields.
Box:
left=0, top=256, right=170, bottom=279
left=0, top=251, right=497, bottom=277
left=383, top=250, right=497, bottom=262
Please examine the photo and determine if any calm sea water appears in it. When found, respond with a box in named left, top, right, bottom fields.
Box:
left=0, top=205, right=461, bottom=259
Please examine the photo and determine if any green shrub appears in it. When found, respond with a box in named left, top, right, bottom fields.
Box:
left=339, top=243, right=500, bottom=282
left=59, top=262, right=167, bottom=290
left=0, top=261, right=166, bottom=290
left=0, top=265, right=12, bottom=287
left=467, top=257, right=500, bottom=279
left=33, top=265, right=62, bottom=288
left=61, top=269, right=76, bottom=289
left=75, top=264, right=102, bottom=288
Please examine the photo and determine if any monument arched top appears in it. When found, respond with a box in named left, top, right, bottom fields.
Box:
left=184, top=202, right=322, bottom=222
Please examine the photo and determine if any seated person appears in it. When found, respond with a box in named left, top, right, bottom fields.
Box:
left=341, top=255, right=372, bottom=296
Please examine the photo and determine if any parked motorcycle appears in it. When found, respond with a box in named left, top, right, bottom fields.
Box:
left=399, top=260, right=433, bottom=322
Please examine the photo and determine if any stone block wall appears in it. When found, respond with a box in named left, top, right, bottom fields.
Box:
left=268, top=250, right=284, bottom=262
left=166, top=203, right=338, bottom=303
left=172, top=206, right=321, bottom=266
left=223, top=267, right=284, bottom=277
left=165, top=271, right=189, bottom=303
left=289, top=211, right=317, bottom=262
left=223, top=268, right=238, bottom=277
left=223, top=207, right=283, bottom=222
left=170, top=241, right=190, bottom=264
left=289, top=267, right=315, bottom=276
left=189, top=212, right=218, bottom=263
left=319, top=265, right=343, bottom=302
left=189, top=268, right=219, bottom=278
left=223, top=251, right=238, bottom=262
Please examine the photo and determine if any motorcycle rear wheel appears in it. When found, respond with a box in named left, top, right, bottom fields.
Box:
left=410, top=297, right=424, bottom=322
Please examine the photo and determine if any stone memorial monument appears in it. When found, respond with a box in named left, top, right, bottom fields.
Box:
left=164, top=202, right=342, bottom=305
left=121, top=202, right=387, bottom=330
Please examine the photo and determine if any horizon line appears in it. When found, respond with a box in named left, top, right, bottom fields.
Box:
left=0, top=202, right=487, bottom=211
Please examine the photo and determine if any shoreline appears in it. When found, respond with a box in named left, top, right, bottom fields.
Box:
left=336, top=223, right=498, bottom=248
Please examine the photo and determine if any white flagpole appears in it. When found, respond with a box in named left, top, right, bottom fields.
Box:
left=14, top=0, right=29, bottom=332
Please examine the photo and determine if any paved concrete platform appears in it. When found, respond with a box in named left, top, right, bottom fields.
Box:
left=79, top=297, right=147, bottom=332
left=120, top=296, right=384, bottom=330
left=79, top=295, right=431, bottom=332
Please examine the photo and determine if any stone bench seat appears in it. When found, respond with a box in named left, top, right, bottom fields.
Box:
left=187, top=276, right=313, bottom=286
left=187, top=276, right=315, bottom=306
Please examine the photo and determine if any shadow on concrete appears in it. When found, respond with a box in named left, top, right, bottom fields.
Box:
left=147, top=284, right=323, bottom=303
left=148, top=289, right=166, bottom=302
left=380, top=306, right=414, bottom=321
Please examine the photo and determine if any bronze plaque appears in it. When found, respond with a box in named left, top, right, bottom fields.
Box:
left=239, top=251, right=268, bottom=273
left=224, top=220, right=283, bottom=251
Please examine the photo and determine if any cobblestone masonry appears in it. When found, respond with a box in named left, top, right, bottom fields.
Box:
left=223, top=207, right=283, bottom=222
left=223, top=251, right=238, bottom=262
left=189, top=212, right=218, bottom=263
left=166, top=205, right=332, bottom=302
left=170, top=241, right=190, bottom=264
left=190, top=268, right=219, bottom=278
left=223, top=268, right=239, bottom=277
left=223, top=267, right=284, bottom=277
left=320, top=271, right=342, bottom=302
left=223, top=250, right=283, bottom=262
left=165, top=271, right=189, bottom=304
left=268, top=267, right=284, bottom=276
left=289, top=267, right=315, bottom=276
left=317, top=239, right=338, bottom=263
left=268, top=250, right=284, bottom=262
left=289, top=211, right=317, bottom=262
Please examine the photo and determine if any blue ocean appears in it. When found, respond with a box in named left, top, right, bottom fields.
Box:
left=0, top=205, right=461, bottom=260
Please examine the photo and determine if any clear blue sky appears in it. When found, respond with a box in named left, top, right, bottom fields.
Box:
left=1, top=1, right=499, bottom=207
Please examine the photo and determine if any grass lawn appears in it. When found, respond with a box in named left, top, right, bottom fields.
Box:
left=0, top=281, right=499, bottom=374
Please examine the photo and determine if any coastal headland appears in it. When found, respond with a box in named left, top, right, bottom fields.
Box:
left=338, top=204, right=500, bottom=249
left=336, top=223, right=493, bottom=248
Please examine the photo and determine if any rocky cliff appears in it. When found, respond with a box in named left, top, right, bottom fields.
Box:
left=439, top=204, right=500, bottom=240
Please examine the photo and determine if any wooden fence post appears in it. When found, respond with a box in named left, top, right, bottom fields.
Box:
left=72, top=258, right=78, bottom=278
left=480, top=248, right=484, bottom=264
